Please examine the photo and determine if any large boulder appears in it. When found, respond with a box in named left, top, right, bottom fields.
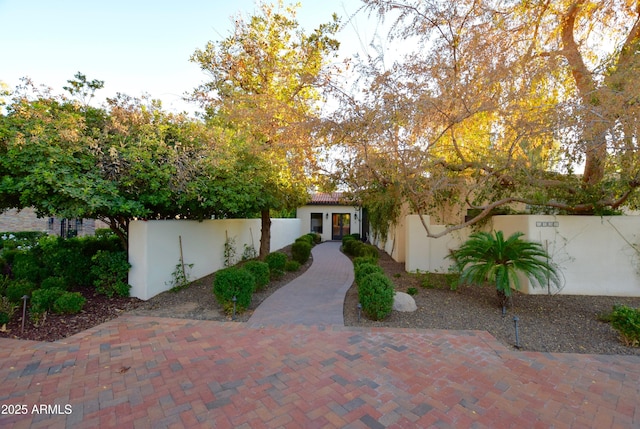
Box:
left=393, top=292, right=417, bottom=312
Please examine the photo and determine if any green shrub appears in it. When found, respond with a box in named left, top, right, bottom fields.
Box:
left=90, top=250, right=131, bottom=297
left=610, top=305, right=640, bottom=347
left=12, top=252, right=48, bottom=284
left=242, top=261, right=270, bottom=291
left=355, top=244, right=379, bottom=260
left=354, top=262, right=384, bottom=286
left=349, top=233, right=361, bottom=241
left=358, top=272, right=394, bottom=321
left=40, top=276, right=68, bottom=291
left=0, top=274, right=10, bottom=296
left=0, top=296, right=17, bottom=323
left=296, top=235, right=314, bottom=245
left=31, top=287, right=66, bottom=315
left=307, top=233, right=321, bottom=244
left=291, top=240, right=312, bottom=265
left=407, top=287, right=418, bottom=296
left=265, top=252, right=287, bottom=271
left=1, top=249, right=19, bottom=265
left=353, top=256, right=378, bottom=268
left=0, top=312, right=8, bottom=326
left=213, top=267, right=255, bottom=314
left=285, top=260, right=300, bottom=272
left=343, top=239, right=363, bottom=257
left=53, top=292, right=86, bottom=314
left=5, top=279, right=37, bottom=303
left=342, top=235, right=356, bottom=246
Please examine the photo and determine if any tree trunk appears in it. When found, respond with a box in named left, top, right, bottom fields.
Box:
left=259, top=209, right=271, bottom=260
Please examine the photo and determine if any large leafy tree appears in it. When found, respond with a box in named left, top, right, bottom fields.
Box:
left=0, top=77, right=258, bottom=248
left=332, top=0, right=640, bottom=237
left=190, top=1, right=340, bottom=258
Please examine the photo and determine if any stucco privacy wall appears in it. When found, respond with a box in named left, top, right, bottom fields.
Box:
left=128, top=218, right=301, bottom=300
left=492, top=215, right=640, bottom=296
left=403, top=214, right=640, bottom=297
left=405, top=215, right=472, bottom=274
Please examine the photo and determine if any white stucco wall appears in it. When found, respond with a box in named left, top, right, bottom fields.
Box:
left=492, top=215, right=640, bottom=296
left=405, top=215, right=472, bottom=274
left=128, top=218, right=301, bottom=300
left=403, top=214, right=640, bottom=297
left=296, top=205, right=362, bottom=243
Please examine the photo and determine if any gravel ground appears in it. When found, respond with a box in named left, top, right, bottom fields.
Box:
left=343, top=250, right=640, bottom=356
left=4, top=244, right=640, bottom=355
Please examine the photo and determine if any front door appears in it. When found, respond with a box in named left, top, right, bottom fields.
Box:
left=331, top=213, right=350, bottom=240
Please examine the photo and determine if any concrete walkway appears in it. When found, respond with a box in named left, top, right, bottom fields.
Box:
left=249, top=241, right=354, bottom=327
left=1, top=242, right=639, bottom=428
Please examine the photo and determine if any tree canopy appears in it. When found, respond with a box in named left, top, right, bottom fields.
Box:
left=190, top=1, right=340, bottom=257
left=330, top=0, right=640, bottom=237
left=0, top=77, right=262, bottom=248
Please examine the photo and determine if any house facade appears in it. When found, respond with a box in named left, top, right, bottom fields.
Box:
left=296, top=192, right=366, bottom=242
left=0, top=208, right=107, bottom=237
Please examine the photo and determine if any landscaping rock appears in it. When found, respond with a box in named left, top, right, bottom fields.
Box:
left=393, top=292, right=417, bottom=312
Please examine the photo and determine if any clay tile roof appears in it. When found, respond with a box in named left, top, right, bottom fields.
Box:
left=309, top=192, right=347, bottom=205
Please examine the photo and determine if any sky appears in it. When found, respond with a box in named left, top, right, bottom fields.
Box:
left=0, top=0, right=386, bottom=114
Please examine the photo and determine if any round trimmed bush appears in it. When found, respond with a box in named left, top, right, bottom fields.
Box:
left=53, top=292, right=86, bottom=314
left=354, top=262, right=384, bottom=286
left=213, top=267, right=256, bottom=314
left=307, top=233, right=321, bottom=244
left=242, top=261, right=270, bottom=291
left=344, top=239, right=363, bottom=257
left=342, top=235, right=356, bottom=246
left=296, top=235, right=314, bottom=245
left=265, top=252, right=287, bottom=271
left=291, top=240, right=312, bottom=265
left=285, top=260, right=300, bottom=272
left=353, top=256, right=378, bottom=268
left=31, top=287, right=65, bottom=314
left=358, top=272, right=394, bottom=321
left=356, top=244, right=379, bottom=260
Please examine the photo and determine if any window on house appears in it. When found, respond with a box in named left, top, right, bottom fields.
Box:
left=310, top=213, right=323, bottom=234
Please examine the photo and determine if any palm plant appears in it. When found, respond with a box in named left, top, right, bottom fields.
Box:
left=449, top=230, right=561, bottom=310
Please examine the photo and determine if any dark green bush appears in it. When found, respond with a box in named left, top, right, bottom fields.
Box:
left=0, top=312, right=8, bottom=326
left=355, top=244, right=379, bottom=260
left=285, top=260, right=300, bottom=272
left=0, top=274, right=10, bottom=296
left=265, top=252, right=287, bottom=271
left=342, top=235, right=356, bottom=246
left=291, top=240, right=312, bottom=264
left=610, top=305, right=640, bottom=347
left=31, top=287, right=66, bottom=315
left=353, top=256, right=378, bottom=268
left=213, top=267, right=255, bottom=314
left=296, top=235, right=314, bottom=245
left=358, top=272, right=394, bottom=321
left=53, top=292, right=86, bottom=314
left=343, top=239, right=364, bottom=257
left=1, top=249, right=18, bottom=266
left=354, top=262, right=384, bottom=286
left=12, top=251, right=48, bottom=284
left=5, top=279, right=37, bottom=303
left=307, top=233, right=321, bottom=244
left=242, top=261, right=270, bottom=291
left=90, top=250, right=131, bottom=297
left=40, top=276, right=68, bottom=291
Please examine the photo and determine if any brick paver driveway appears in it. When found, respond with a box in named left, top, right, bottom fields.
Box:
left=1, top=241, right=639, bottom=428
